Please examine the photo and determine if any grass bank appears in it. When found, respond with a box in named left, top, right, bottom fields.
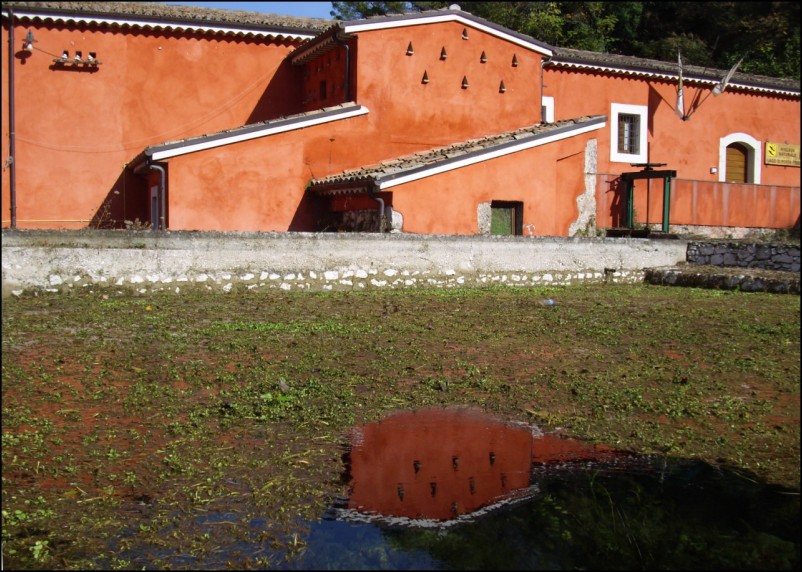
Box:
left=2, top=284, right=799, bottom=569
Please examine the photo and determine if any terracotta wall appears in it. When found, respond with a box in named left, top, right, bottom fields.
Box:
left=353, top=22, right=543, bottom=154
left=165, top=119, right=594, bottom=234
left=544, top=68, right=800, bottom=187
left=390, top=134, right=592, bottom=236
left=164, top=112, right=374, bottom=231
left=161, top=21, right=550, bottom=232
left=1, top=21, right=299, bottom=229
left=6, top=15, right=796, bottom=235
left=596, top=174, right=801, bottom=230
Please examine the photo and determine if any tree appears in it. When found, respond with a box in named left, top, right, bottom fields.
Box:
left=330, top=1, right=800, bottom=80
left=330, top=1, right=415, bottom=19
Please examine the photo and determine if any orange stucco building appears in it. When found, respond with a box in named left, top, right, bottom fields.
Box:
left=2, top=2, right=800, bottom=236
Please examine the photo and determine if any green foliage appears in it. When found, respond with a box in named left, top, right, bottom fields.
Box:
left=331, top=1, right=800, bottom=79
left=209, top=319, right=372, bottom=335
left=331, top=1, right=414, bottom=19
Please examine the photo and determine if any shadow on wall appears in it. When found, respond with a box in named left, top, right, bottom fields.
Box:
left=88, top=170, right=331, bottom=233
left=302, top=193, right=394, bottom=233
left=88, top=170, right=150, bottom=230
left=246, top=51, right=306, bottom=124
left=605, top=176, right=627, bottom=228
left=249, top=54, right=339, bottom=232
left=648, top=85, right=661, bottom=136
left=288, top=189, right=334, bottom=232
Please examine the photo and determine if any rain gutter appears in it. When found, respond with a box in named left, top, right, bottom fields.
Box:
left=7, top=8, right=17, bottom=228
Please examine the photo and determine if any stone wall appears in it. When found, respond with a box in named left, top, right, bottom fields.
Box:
left=1, top=230, right=688, bottom=297
left=686, top=242, right=800, bottom=272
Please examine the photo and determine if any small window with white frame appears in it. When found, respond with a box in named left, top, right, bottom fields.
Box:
left=541, top=96, right=554, bottom=123
left=610, top=103, right=648, bottom=163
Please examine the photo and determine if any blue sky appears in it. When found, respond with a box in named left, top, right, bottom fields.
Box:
left=163, top=2, right=334, bottom=19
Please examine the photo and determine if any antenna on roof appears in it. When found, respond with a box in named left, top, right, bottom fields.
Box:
left=449, top=4, right=461, bottom=10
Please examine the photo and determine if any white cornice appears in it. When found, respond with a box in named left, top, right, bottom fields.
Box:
left=2, top=9, right=318, bottom=41
left=149, top=106, right=370, bottom=161
left=549, top=61, right=799, bottom=97
left=344, top=14, right=552, bottom=57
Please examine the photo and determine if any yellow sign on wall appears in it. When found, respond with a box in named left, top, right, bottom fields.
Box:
left=765, top=142, right=800, bottom=167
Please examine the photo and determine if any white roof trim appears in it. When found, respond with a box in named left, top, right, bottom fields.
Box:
left=551, top=61, right=799, bottom=97
left=378, top=120, right=605, bottom=190
left=3, top=9, right=318, bottom=41
left=344, top=14, right=552, bottom=56
left=150, top=106, right=370, bottom=160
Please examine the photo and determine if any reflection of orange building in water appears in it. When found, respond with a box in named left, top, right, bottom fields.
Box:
left=345, top=407, right=627, bottom=524
left=347, top=407, right=534, bottom=521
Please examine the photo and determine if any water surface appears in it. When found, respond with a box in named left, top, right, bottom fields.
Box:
left=289, top=406, right=800, bottom=570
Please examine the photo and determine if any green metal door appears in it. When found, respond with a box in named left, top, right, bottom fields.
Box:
left=491, top=205, right=513, bottom=235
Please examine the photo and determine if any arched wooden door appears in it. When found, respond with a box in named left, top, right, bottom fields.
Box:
left=725, top=143, right=749, bottom=183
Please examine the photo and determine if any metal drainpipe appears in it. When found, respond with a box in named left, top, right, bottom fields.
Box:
left=367, top=184, right=385, bottom=233
left=332, top=32, right=351, bottom=102
left=153, top=164, right=166, bottom=231
left=7, top=8, right=17, bottom=228
left=133, top=161, right=166, bottom=230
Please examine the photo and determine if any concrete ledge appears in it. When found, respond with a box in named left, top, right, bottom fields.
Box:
left=2, top=230, right=688, bottom=296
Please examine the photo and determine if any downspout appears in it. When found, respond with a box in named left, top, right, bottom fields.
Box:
left=7, top=8, right=17, bottom=228
left=133, top=161, right=166, bottom=231
left=154, top=164, right=166, bottom=231
left=332, top=32, right=351, bottom=102
left=367, top=184, right=385, bottom=233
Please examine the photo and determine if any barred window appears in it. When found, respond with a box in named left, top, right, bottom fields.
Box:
left=618, top=113, right=640, bottom=154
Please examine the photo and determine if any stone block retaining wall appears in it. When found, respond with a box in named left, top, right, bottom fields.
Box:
left=686, top=242, right=800, bottom=272
left=644, top=240, right=800, bottom=294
